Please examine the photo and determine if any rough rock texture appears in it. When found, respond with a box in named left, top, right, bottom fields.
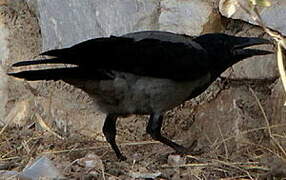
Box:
left=31, top=82, right=107, bottom=140
left=1, top=0, right=41, bottom=125
left=191, top=85, right=269, bottom=155
left=221, top=20, right=277, bottom=79
left=222, top=43, right=276, bottom=79
left=0, top=0, right=40, bottom=124
left=37, top=0, right=224, bottom=50
left=219, top=0, right=286, bottom=36
left=228, top=50, right=276, bottom=80
left=38, top=0, right=160, bottom=51
left=266, top=79, right=286, bottom=149
left=1, top=0, right=41, bottom=64
left=268, top=80, right=286, bottom=124
left=159, top=0, right=222, bottom=35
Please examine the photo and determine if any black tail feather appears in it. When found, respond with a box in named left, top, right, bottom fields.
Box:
left=8, top=67, right=111, bottom=81
left=8, top=58, right=111, bottom=81
left=8, top=67, right=82, bottom=80
left=11, top=58, right=76, bottom=67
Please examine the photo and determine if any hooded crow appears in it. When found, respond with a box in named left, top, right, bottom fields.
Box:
left=8, top=31, right=272, bottom=160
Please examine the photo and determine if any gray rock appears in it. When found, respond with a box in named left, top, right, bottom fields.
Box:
left=222, top=24, right=277, bottom=80
left=267, top=80, right=286, bottom=128
left=188, top=86, right=268, bottom=155
left=21, top=156, right=64, bottom=179
left=222, top=47, right=277, bottom=79
left=1, top=0, right=41, bottom=126
left=37, top=0, right=159, bottom=51
left=0, top=170, right=19, bottom=179
left=219, top=0, right=286, bottom=36
left=265, top=79, right=286, bottom=149
left=159, top=0, right=222, bottom=35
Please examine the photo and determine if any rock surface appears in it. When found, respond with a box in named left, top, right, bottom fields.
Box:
left=192, top=86, right=268, bottom=154
left=159, top=0, right=222, bottom=35
left=38, top=0, right=160, bottom=51
left=219, top=0, right=286, bottom=36
left=267, top=79, right=286, bottom=140
left=222, top=22, right=277, bottom=79
left=0, top=0, right=41, bottom=126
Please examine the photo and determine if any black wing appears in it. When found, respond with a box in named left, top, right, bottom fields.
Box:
left=40, top=31, right=211, bottom=81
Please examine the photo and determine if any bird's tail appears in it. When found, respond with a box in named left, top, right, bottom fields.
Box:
left=7, top=58, right=108, bottom=81
left=7, top=58, right=78, bottom=80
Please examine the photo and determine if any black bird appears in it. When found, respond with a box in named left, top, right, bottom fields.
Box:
left=8, top=31, right=272, bottom=160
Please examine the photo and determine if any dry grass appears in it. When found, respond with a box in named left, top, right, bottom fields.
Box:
left=1, top=109, right=286, bottom=179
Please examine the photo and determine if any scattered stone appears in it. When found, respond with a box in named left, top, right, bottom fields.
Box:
left=128, top=171, right=161, bottom=179
left=0, top=170, right=18, bottom=179
left=167, top=154, right=186, bottom=167
left=77, top=153, right=104, bottom=169
left=21, top=156, right=64, bottom=180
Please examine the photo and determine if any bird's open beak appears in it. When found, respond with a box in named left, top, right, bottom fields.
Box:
left=232, top=37, right=273, bottom=57
left=233, top=37, right=271, bottom=49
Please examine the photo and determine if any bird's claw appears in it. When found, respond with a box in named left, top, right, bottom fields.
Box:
left=117, top=154, right=127, bottom=161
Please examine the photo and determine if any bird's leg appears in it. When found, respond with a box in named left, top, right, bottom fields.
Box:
left=146, top=113, right=201, bottom=155
left=102, top=114, right=127, bottom=161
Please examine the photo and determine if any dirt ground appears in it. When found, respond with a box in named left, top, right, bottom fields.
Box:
left=1, top=1, right=286, bottom=180
left=2, top=91, right=286, bottom=179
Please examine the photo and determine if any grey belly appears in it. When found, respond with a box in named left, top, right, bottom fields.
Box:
left=79, top=72, right=211, bottom=115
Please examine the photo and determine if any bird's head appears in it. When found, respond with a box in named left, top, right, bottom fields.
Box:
left=193, top=33, right=272, bottom=75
